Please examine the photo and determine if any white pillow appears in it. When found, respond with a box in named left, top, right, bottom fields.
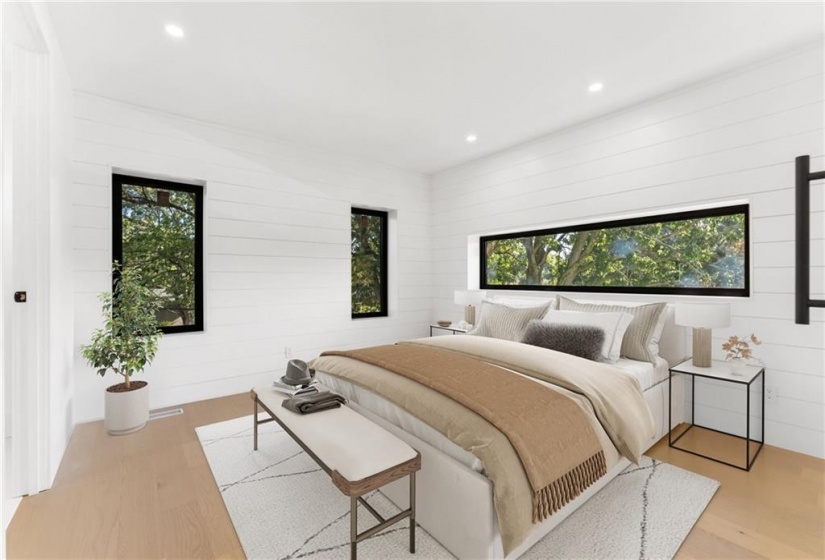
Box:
left=485, top=296, right=557, bottom=310
left=556, top=297, right=667, bottom=364
left=541, top=309, right=633, bottom=363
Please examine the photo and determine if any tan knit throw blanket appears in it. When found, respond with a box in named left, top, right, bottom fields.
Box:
left=321, top=345, right=607, bottom=522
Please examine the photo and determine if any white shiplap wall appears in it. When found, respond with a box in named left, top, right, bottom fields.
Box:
left=71, top=93, right=431, bottom=423
left=431, top=45, right=825, bottom=458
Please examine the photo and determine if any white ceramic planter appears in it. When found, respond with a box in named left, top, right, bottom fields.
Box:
left=104, top=381, right=150, bottom=435
left=726, top=358, right=750, bottom=376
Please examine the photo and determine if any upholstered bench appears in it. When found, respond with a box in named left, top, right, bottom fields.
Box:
left=251, top=386, right=421, bottom=560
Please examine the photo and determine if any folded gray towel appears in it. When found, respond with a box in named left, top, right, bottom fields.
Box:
left=282, top=390, right=347, bottom=415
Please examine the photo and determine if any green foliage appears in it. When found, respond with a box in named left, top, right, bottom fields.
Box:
left=120, top=184, right=196, bottom=327
left=80, top=264, right=163, bottom=388
left=351, top=212, right=384, bottom=314
left=486, top=214, right=745, bottom=290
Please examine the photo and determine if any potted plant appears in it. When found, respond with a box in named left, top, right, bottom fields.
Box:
left=81, top=264, right=163, bottom=435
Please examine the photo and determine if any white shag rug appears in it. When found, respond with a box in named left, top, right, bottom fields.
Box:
left=197, top=415, right=718, bottom=560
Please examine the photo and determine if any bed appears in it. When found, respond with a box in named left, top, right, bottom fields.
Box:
left=312, top=300, right=688, bottom=559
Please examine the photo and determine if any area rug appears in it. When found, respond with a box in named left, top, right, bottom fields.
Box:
left=197, top=415, right=719, bottom=560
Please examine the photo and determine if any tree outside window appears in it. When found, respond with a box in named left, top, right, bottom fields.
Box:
left=113, top=174, right=204, bottom=333
left=482, top=205, right=749, bottom=297
left=351, top=208, right=388, bottom=318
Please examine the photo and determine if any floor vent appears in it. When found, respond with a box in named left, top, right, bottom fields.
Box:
left=149, top=407, right=184, bottom=421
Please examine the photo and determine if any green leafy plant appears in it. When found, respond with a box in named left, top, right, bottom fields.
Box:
left=120, top=183, right=198, bottom=326
left=351, top=211, right=384, bottom=314
left=81, top=263, right=163, bottom=389
left=484, top=213, right=746, bottom=290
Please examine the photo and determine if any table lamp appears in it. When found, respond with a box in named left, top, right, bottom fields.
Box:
left=675, top=303, right=731, bottom=367
left=454, top=290, right=486, bottom=327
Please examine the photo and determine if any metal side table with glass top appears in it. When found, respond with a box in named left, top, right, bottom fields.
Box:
left=668, top=358, right=765, bottom=471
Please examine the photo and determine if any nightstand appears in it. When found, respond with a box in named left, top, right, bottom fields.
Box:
left=668, top=358, right=765, bottom=471
left=429, top=324, right=468, bottom=336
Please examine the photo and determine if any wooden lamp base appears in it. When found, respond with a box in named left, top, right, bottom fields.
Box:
left=464, top=305, right=475, bottom=326
left=692, top=327, right=713, bottom=367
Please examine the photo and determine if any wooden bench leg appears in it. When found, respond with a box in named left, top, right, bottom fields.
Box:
left=350, top=495, right=358, bottom=560
left=410, top=471, right=416, bottom=554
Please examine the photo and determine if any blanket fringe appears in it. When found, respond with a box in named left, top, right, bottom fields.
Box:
left=532, top=450, right=607, bottom=523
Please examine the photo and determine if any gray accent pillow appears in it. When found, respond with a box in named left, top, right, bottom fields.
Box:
left=520, top=320, right=605, bottom=362
left=556, top=296, right=667, bottom=364
left=468, top=300, right=550, bottom=341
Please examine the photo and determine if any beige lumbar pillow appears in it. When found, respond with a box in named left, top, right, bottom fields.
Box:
left=556, top=296, right=667, bottom=364
left=468, top=300, right=551, bottom=342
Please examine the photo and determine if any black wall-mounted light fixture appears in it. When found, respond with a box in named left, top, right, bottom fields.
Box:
left=795, top=155, right=825, bottom=325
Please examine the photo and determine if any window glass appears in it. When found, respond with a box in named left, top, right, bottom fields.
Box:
left=482, top=205, right=748, bottom=297
left=351, top=208, right=388, bottom=317
left=113, top=174, right=204, bottom=332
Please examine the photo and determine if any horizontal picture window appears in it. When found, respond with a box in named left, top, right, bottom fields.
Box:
left=481, top=204, right=749, bottom=297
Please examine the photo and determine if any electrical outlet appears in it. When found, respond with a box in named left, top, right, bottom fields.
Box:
left=765, top=385, right=777, bottom=404
left=284, top=346, right=292, bottom=359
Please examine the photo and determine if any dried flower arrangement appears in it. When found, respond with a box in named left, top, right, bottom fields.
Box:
left=722, top=333, right=763, bottom=363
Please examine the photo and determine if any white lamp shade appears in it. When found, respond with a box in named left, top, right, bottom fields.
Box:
left=454, top=290, right=486, bottom=305
left=675, top=303, right=730, bottom=329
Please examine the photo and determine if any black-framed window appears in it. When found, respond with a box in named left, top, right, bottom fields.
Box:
left=113, top=174, right=204, bottom=333
left=481, top=204, right=749, bottom=297
left=351, top=208, right=388, bottom=318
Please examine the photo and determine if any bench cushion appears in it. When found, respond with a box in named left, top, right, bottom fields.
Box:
left=254, top=386, right=418, bottom=483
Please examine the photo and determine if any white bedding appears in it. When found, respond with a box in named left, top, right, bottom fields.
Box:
left=612, top=356, right=669, bottom=391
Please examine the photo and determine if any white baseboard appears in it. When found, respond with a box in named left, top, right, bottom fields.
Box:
left=75, top=370, right=276, bottom=425
left=150, top=370, right=276, bottom=412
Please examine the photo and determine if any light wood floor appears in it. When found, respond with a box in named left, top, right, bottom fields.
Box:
left=7, top=393, right=251, bottom=559
left=7, top=393, right=824, bottom=559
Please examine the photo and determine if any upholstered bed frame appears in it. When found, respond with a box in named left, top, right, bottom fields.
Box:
left=353, top=300, right=689, bottom=559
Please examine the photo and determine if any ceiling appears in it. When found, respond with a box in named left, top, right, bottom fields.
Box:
left=47, top=2, right=824, bottom=174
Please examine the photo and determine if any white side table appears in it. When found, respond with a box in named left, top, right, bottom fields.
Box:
left=668, top=358, right=765, bottom=471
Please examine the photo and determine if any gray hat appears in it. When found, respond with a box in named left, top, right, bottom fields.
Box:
left=281, top=359, right=312, bottom=386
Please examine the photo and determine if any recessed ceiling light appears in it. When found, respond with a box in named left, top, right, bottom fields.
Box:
left=165, top=24, right=185, bottom=38
left=588, top=83, right=604, bottom=93
left=466, top=134, right=477, bottom=143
